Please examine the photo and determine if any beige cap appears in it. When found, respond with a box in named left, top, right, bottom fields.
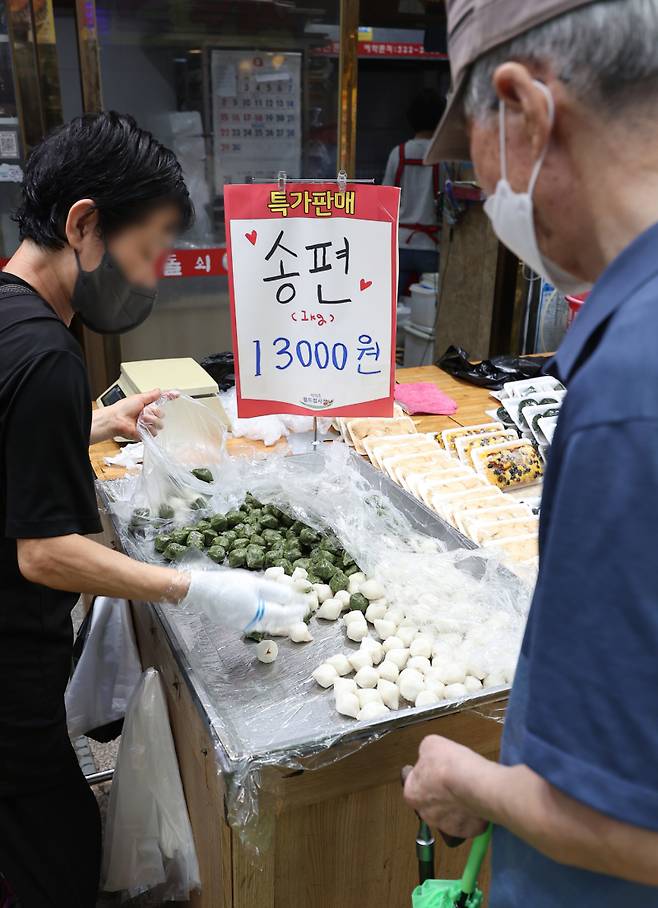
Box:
left=425, top=0, right=598, bottom=162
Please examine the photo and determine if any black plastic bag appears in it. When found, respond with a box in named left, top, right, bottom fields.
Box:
left=437, top=345, right=552, bottom=390
left=199, top=352, right=235, bottom=391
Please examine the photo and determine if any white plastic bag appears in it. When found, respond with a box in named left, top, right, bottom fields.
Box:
left=65, top=597, right=142, bottom=739
left=102, top=669, right=201, bottom=901
left=219, top=386, right=333, bottom=446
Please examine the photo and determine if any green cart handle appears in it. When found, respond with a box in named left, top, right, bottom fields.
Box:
left=460, top=824, right=493, bottom=896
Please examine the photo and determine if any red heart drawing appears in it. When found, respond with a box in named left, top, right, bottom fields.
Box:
left=245, top=230, right=257, bottom=245
left=360, top=278, right=372, bottom=291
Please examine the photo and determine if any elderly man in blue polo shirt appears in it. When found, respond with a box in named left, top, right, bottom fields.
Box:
left=403, top=0, right=658, bottom=904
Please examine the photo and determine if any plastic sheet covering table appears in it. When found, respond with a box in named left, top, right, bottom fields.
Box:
left=96, top=445, right=530, bottom=908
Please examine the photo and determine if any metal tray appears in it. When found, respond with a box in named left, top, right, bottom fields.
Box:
left=96, top=452, right=513, bottom=773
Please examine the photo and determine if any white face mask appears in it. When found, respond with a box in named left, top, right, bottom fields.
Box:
left=483, top=80, right=591, bottom=297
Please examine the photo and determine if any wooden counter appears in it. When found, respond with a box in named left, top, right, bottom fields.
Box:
left=91, top=365, right=503, bottom=908
left=90, top=365, right=497, bottom=478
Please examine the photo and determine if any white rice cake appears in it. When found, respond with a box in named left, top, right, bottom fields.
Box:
left=363, top=433, right=435, bottom=469
left=385, top=451, right=452, bottom=486
left=456, top=502, right=532, bottom=539
left=338, top=405, right=405, bottom=445
left=429, top=487, right=502, bottom=524
left=406, top=465, right=469, bottom=498
left=471, top=515, right=540, bottom=546
left=486, top=533, right=539, bottom=563
left=420, top=473, right=488, bottom=507
left=347, top=416, right=417, bottom=455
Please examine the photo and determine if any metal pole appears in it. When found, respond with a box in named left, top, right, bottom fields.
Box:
left=337, top=0, right=359, bottom=177
left=85, top=769, right=114, bottom=787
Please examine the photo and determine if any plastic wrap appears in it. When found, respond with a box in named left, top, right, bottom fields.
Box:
left=102, top=668, right=201, bottom=900
left=468, top=698, right=508, bottom=725
left=99, top=442, right=532, bottom=858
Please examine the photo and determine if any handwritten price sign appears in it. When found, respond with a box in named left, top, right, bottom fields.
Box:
left=224, top=182, right=400, bottom=417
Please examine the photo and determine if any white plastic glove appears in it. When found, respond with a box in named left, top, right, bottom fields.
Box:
left=181, top=569, right=307, bottom=633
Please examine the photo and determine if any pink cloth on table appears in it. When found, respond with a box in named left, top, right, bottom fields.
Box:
left=394, top=382, right=458, bottom=416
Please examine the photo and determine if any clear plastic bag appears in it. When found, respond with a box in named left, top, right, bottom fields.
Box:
left=65, top=597, right=142, bottom=739
left=127, top=394, right=227, bottom=525
left=101, top=668, right=201, bottom=901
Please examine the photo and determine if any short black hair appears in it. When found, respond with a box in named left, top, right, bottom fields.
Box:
left=406, top=89, right=446, bottom=133
left=15, top=111, right=194, bottom=249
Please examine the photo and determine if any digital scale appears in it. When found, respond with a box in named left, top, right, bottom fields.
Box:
left=97, top=357, right=231, bottom=428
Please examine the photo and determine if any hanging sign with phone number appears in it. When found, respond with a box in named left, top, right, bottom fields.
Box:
left=224, top=182, right=400, bottom=417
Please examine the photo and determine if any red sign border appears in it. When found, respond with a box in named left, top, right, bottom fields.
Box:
left=224, top=181, right=399, bottom=418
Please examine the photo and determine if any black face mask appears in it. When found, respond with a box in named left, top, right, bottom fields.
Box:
left=71, top=249, right=157, bottom=335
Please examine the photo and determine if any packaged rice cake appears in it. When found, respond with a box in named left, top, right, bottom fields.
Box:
left=472, top=439, right=544, bottom=490
left=456, top=502, right=533, bottom=539
left=501, top=375, right=565, bottom=400
left=418, top=472, right=487, bottom=507
left=382, top=448, right=451, bottom=481
left=407, top=465, right=470, bottom=498
left=429, top=487, right=502, bottom=524
left=363, top=433, right=433, bottom=469
left=455, top=429, right=518, bottom=466
left=471, top=515, right=539, bottom=545
left=347, top=416, right=417, bottom=455
left=441, top=423, right=502, bottom=458
left=338, top=405, right=404, bottom=445
left=486, top=533, right=539, bottom=563
left=392, top=452, right=454, bottom=488
left=500, top=392, right=565, bottom=432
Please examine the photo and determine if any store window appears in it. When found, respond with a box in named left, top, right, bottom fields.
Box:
left=53, top=0, right=340, bottom=366
left=0, top=5, right=24, bottom=261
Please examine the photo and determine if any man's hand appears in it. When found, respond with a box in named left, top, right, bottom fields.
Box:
left=404, top=736, right=488, bottom=839
left=90, top=389, right=178, bottom=444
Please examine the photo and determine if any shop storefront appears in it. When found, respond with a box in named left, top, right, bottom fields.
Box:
left=2, top=0, right=453, bottom=395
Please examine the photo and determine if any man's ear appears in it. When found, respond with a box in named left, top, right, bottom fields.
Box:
left=492, top=62, right=553, bottom=160
left=64, top=199, right=99, bottom=250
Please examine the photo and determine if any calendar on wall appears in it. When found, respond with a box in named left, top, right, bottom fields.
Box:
left=211, top=49, right=302, bottom=193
